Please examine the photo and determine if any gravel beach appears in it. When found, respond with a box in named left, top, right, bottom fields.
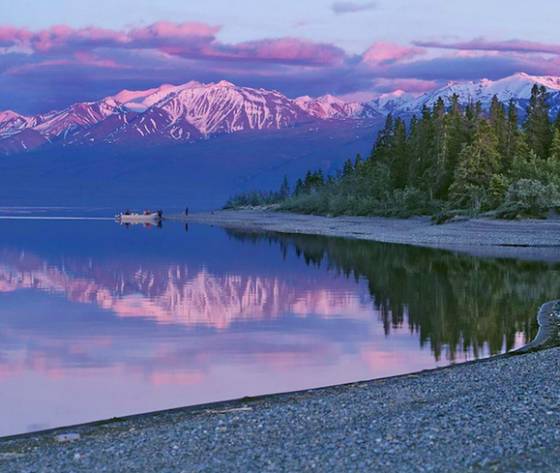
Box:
left=1, top=347, right=559, bottom=472
left=180, top=210, right=560, bottom=261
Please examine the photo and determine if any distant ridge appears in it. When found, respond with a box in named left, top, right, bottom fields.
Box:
left=2, top=73, right=560, bottom=155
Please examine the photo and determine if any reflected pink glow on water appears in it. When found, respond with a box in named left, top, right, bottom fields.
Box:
left=0, top=254, right=443, bottom=436
left=0, top=250, right=374, bottom=328
left=0, top=221, right=539, bottom=436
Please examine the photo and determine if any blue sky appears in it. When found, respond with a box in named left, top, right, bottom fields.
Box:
left=2, top=0, right=560, bottom=112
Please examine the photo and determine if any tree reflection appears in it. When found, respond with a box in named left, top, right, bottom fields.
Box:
left=227, top=230, right=559, bottom=360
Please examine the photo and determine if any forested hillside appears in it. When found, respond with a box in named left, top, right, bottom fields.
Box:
left=227, top=85, right=560, bottom=219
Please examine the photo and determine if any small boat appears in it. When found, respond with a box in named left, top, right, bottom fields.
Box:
left=115, top=210, right=162, bottom=224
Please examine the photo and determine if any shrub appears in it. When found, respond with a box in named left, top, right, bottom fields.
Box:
left=500, top=179, right=560, bottom=217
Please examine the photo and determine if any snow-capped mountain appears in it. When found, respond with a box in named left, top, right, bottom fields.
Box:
left=0, top=110, right=36, bottom=138
left=294, top=94, right=379, bottom=119
left=32, top=98, right=125, bottom=140
left=0, top=81, right=320, bottom=153
left=367, top=90, right=416, bottom=115
left=3, top=73, right=560, bottom=156
left=150, top=80, right=311, bottom=135
left=112, top=81, right=202, bottom=112
left=400, top=73, right=560, bottom=115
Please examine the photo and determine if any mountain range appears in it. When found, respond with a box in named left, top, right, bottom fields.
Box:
left=3, top=72, right=560, bottom=157
left=2, top=72, right=560, bottom=209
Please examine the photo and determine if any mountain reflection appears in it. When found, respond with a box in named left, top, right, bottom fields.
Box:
left=226, top=230, right=560, bottom=359
left=0, top=249, right=373, bottom=329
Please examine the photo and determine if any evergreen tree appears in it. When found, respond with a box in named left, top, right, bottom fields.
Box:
left=278, top=175, right=290, bottom=199
left=503, top=100, right=520, bottom=169
left=371, top=113, right=394, bottom=161
left=429, top=98, right=450, bottom=198
left=390, top=118, right=409, bottom=189
left=294, top=178, right=304, bottom=196
left=489, top=95, right=508, bottom=166
left=342, top=158, right=354, bottom=177
left=554, top=111, right=560, bottom=132
left=549, top=128, right=560, bottom=161
left=443, top=94, right=468, bottom=196
left=524, top=85, right=552, bottom=158
left=354, top=153, right=363, bottom=170
left=449, top=120, right=501, bottom=211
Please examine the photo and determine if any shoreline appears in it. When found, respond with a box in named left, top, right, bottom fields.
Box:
left=175, top=209, right=560, bottom=262
left=2, top=299, right=558, bottom=442
left=0, top=348, right=513, bottom=442
left=2, top=346, right=559, bottom=472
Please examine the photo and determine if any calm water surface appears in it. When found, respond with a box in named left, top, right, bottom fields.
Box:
left=0, top=217, right=557, bottom=436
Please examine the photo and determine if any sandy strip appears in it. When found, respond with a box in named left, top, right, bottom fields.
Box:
left=174, top=210, right=560, bottom=261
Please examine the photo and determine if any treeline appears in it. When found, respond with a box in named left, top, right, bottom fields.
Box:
left=224, top=176, right=290, bottom=209
left=228, top=85, right=560, bottom=219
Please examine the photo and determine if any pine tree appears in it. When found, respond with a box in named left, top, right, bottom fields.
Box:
left=503, top=100, right=519, bottom=169
left=524, top=85, right=552, bottom=158
left=489, top=95, right=507, bottom=164
left=443, top=94, right=467, bottom=196
left=278, top=175, right=290, bottom=199
left=294, top=178, right=304, bottom=196
left=410, top=106, right=435, bottom=192
left=549, top=128, right=560, bottom=161
left=390, top=118, right=409, bottom=189
left=429, top=97, right=450, bottom=198
left=449, top=120, right=501, bottom=211
left=554, top=111, right=560, bottom=133
left=371, top=113, right=394, bottom=162
left=342, top=158, right=354, bottom=177
left=354, top=153, right=363, bottom=170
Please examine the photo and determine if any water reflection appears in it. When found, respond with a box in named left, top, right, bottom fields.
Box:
left=0, top=219, right=557, bottom=436
left=227, top=231, right=560, bottom=359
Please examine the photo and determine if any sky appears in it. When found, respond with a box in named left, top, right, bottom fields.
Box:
left=2, top=0, right=560, bottom=113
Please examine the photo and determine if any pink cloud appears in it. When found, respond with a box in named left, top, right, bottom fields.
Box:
left=0, top=22, right=343, bottom=67
left=3, top=23, right=560, bottom=114
left=215, top=38, right=346, bottom=66
left=129, top=21, right=220, bottom=42
left=362, top=42, right=425, bottom=66
left=415, top=38, right=560, bottom=56
left=73, top=51, right=124, bottom=69
left=30, top=25, right=128, bottom=53
left=6, top=59, right=73, bottom=75
left=371, top=77, right=439, bottom=93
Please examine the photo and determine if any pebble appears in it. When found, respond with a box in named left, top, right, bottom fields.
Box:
left=54, top=433, right=80, bottom=443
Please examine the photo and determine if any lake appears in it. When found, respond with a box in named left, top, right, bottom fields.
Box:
left=0, top=215, right=557, bottom=437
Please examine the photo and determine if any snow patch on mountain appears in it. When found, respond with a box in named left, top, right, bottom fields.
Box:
left=0, top=110, right=36, bottom=138
left=367, top=90, right=416, bottom=115
left=295, top=94, right=381, bottom=119
left=112, top=81, right=203, bottom=112
left=295, top=94, right=361, bottom=119
left=150, top=81, right=312, bottom=136
left=32, top=98, right=124, bottom=139
left=401, top=73, right=560, bottom=115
